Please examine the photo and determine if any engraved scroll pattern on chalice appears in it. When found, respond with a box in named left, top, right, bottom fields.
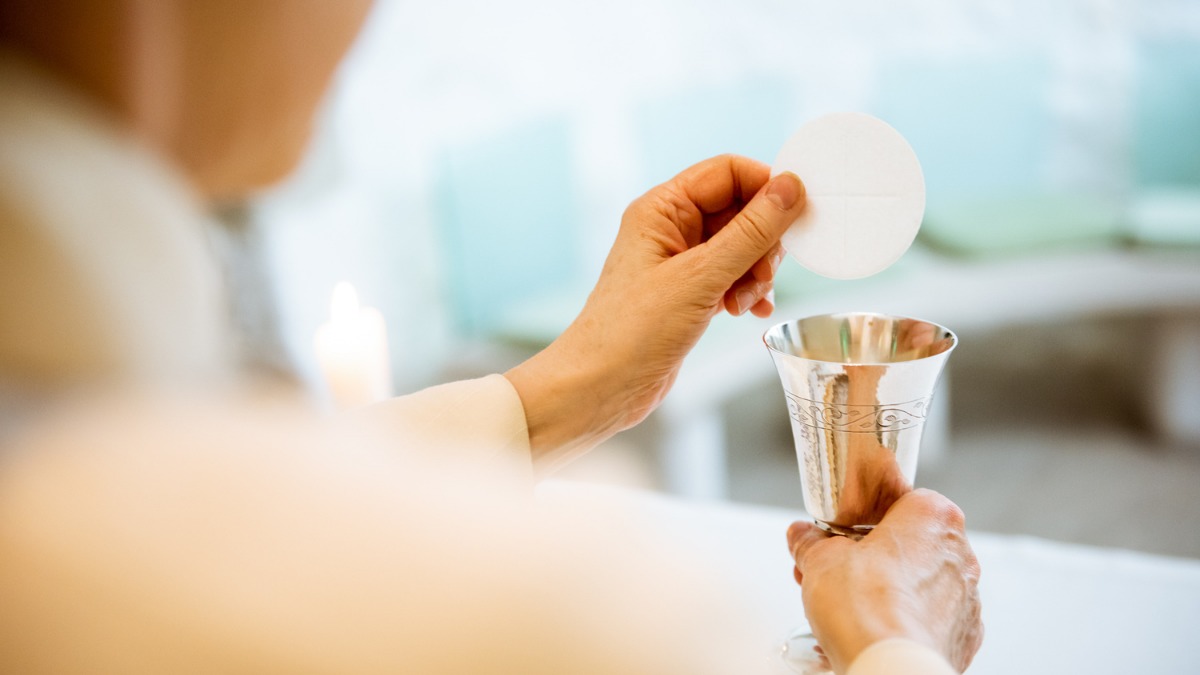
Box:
left=784, top=381, right=930, bottom=525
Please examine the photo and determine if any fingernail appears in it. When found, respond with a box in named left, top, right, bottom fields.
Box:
left=765, top=289, right=775, bottom=307
left=765, top=172, right=802, bottom=210
left=770, top=248, right=785, bottom=274
left=735, top=289, right=755, bottom=315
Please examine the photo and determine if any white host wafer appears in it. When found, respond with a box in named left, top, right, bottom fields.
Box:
left=771, top=112, right=925, bottom=280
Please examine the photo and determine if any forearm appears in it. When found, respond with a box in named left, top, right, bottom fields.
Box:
left=504, top=324, right=635, bottom=476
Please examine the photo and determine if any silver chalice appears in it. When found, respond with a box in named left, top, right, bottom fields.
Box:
left=764, top=312, right=956, bottom=673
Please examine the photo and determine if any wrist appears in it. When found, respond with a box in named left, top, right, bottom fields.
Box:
left=813, top=589, right=939, bottom=673
left=504, top=330, right=624, bottom=475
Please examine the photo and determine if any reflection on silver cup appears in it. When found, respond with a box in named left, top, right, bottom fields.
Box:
left=764, top=313, right=956, bottom=537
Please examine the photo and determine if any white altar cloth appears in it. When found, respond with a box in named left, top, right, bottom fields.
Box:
left=539, top=481, right=1200, bottom=674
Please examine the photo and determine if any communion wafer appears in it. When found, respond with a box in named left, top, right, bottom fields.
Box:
left=771, top=112, right=925, bottom=280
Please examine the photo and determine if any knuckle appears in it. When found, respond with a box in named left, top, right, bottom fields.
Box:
left=649, top=189, right=697, bottom=231
left=733, top=208, right=775, bottom=251
left=964, top=556, right=982, bottom=587
left=625, top=185, right=683, bottom=221
left=943, top=500, right=967, bottom=529
left=912, top=488, right=966, bottom=529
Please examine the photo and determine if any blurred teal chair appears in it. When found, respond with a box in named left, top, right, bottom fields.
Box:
left=873, top=55, right=1123, bottom=256
left=1135, top=40, right=1200, bottom=188
left=1129, top=39, right=1200, bottom=247
left=432, top=116, right=582, bottom=341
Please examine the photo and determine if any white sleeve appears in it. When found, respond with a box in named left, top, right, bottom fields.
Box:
left=357, top=374, right=532, bottom=478
left=0, top=395, right=762, bottom=674
left=847, top=638, right=958, bottom=675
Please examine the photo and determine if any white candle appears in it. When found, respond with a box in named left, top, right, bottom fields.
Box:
left=314, top=282, right=393, bottom=410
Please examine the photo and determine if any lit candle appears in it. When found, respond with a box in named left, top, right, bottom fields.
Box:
left=314, top=282, right=393, bottom=410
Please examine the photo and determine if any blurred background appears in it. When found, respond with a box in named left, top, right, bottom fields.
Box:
left=239, top=0, right=1200, bottom=558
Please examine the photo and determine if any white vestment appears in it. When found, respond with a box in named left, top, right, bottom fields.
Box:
left=0, top=51, right=953, bottom=675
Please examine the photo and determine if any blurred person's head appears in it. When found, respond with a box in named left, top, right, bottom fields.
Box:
left=0, top=0, right=373, bottom=200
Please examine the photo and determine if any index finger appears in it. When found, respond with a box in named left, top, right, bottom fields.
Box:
left=788, top=520, right=837, bottom=571
left=661, top=154, right=771, bottom=215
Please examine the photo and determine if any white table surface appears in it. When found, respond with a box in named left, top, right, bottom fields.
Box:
left=541, top=481, right=1200, bottom=674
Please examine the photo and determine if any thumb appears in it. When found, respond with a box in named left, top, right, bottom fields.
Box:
left=694, top=171, right=806, bottom=288
left=876, top=488, right=966, bottom=538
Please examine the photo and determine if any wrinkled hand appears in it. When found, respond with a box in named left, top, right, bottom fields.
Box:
left=506, top=155, right=806, bottom=471
left=787, top=489, right=984, bottom=674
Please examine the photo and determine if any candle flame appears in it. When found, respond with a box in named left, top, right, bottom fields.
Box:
left=330, top=281, right=360, bottom=324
